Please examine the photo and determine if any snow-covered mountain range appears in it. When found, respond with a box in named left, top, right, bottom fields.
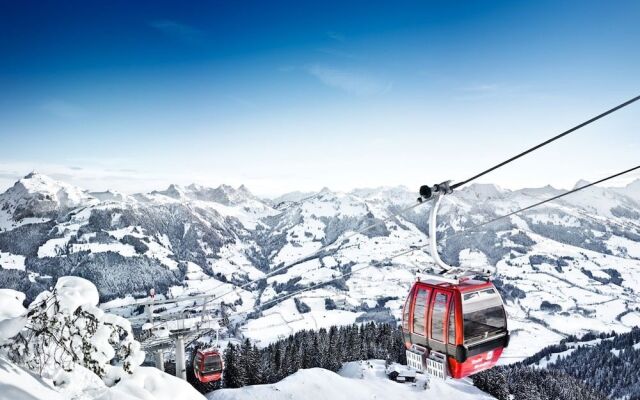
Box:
left=1, top=172, right=640, bottom=360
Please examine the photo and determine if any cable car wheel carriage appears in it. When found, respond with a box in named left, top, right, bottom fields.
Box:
left=402, top=182, right=510, bottom=379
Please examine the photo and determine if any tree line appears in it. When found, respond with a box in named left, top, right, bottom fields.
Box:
left=188, top=322, right=405, bottom=392
left=474, top=327, right=640, bottom=400
left=473, top=366, right=607, bottom=400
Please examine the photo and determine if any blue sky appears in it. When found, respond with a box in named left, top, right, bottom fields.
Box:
left=0, top=0, right=639, bottom=195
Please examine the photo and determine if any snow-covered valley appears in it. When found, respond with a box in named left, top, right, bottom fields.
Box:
left=1, top=172, right=640, bottom=399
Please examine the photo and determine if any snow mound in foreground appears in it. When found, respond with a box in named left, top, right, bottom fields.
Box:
left=95, top=367, right=206, bottom=400
left=0, top=356, right=63, bottom=400
left=0, top=276, right=206, bottom=400
left=207, top=360, right=493, bottom=400
left=0, top=357, right=206, bottom=400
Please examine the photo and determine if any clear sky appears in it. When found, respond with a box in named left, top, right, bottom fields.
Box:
left=1, top=0, right=639, bottom=196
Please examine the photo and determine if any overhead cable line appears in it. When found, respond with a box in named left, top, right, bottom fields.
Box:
left=450, top=95, right=640, bottom=190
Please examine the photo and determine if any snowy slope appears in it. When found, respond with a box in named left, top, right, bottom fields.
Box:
left=0, top=356, right=64, bottom=400
left=207, top=360, right=494, bottom=400
left=1, top=173, right=640, bottom=363
left=0, top=356, right=207, bottom=400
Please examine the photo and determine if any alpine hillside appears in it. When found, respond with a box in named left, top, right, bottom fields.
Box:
left=0, top=172, right=639, bottom=361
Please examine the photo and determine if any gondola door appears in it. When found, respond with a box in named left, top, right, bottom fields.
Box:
left=408, top=285, right=431, bottom=345
left=428, top=289, right=452, bottom=355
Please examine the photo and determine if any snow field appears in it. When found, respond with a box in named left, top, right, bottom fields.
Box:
left=0, top=251, right=26, bottom=271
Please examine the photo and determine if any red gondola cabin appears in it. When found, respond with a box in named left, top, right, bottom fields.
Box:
left=193, top=349, right=224, bottom=383
left=402, top=278, right=509, bottom=379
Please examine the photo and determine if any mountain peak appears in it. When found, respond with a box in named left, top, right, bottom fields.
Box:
left=626, top=178, right=640, bottom=189
left=215, top=184, right=258, bottom=204
left=614, top=178, right=640, bottom=202
left=13, top=172, right=84, bottom=195
left=89, top=190, right=128, bottom=202
left=152, top=183, right=259, bottom=205
left=349, top=185, right=412, bottom=201
left=573, top=179, right=591, bottom=189
left=1, top=172, right=94, bottom=220
left=23, top=171, right=41, bottom=179
left=165, top=184, right=187, bottom=199
left=460, top=183, right=504, bottom=200
left=19, top=171, right=58, bottom=185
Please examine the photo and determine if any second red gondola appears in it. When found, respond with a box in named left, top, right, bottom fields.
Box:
left=193, top=348, right=224, bottom=383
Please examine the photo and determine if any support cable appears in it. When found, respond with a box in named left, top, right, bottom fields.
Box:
left=448, top=165, right=640, bottom=237
left=450, top=95, right=640, bottom=190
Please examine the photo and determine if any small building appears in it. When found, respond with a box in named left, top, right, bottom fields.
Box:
left=386, top=364, right=417, bottom=383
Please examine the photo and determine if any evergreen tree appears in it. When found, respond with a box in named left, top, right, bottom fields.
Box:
left=473, top=368, right=509, bottom=400
left=240, top=338, right=257, bottom=385
left=223, top=343, right=245, bottom=388
left=209, top=323, right=418, bottom=392
left=251, top=344, right=264, bottom=384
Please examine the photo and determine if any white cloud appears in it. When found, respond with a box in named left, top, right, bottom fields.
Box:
left=306, top=64, right=392, bottom=96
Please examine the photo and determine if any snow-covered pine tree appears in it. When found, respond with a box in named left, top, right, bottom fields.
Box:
left=472, top=368, right=509, bottom=400
left=317, top=328, right=330, bottom=369
left=251, top=343, right=264, bottom=384
left=272, top=342, right=283, bottom=382
left=326, top=325, right=343, bottom=371
left=347, top=323, right=361, bottom=361
left=223, top=342, right=245, bottom=388
left=310, top=334, right=321, bottom=368
left=239, top=338, right=261, bottom=386
left=282, top=337, right=297, bottom=376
